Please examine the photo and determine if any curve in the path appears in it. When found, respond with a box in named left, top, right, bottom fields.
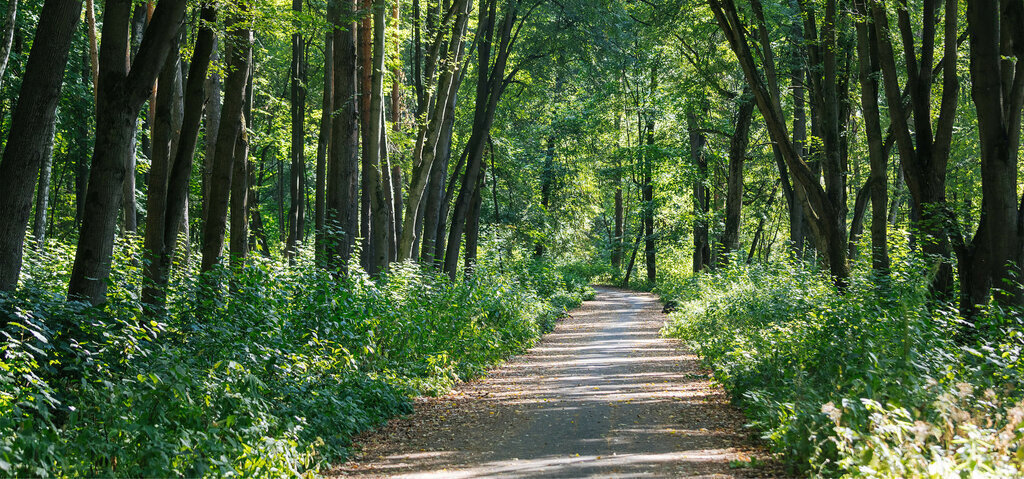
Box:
left=330, top=287, right=780, bottom=478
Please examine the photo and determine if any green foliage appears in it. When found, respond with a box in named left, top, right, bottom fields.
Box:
left=660, top=260, right=1024, bottom=477
left=0, top=241, right=591, bottom=477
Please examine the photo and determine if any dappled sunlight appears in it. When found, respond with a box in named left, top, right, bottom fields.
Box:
left=335, top=288, right=769, bottom=478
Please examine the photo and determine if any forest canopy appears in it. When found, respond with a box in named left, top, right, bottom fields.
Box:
left=0, top=0, right=1022, bottom=476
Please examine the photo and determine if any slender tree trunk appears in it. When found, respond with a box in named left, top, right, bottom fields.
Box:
left=710, top=0, right=851, bottom=289
left=286, top=0, right=307, bottom=262
left=230, top=67, right=253, bottom=269
left=142, top=5, right=216, bottom=310
left=141, top=39, right=182, bottom=308
left=202, top=37, right=221, bottom=228
left=364, top=0, right=392, bottom=274
left=444, top=0, right=518, bottom=277
left=326, top=0, right=361, bottom=274
left=687, top=110, right=710, bottom=272
left=68, top=0, right=187, bottom=305
left=315, top=33, right=333, bottom=263
left=32, top=122, right=56, bottom=248
left=0, top=0, right=18, bottom=88
left=201, top=11, right=253, bottom=275
left=400, top=0, right=471, bottom=261
left=854, top=0, right=889, bottom=274
left=464, top=160, right=485, bottom=276
left=718, top=92, right=754, bottom=266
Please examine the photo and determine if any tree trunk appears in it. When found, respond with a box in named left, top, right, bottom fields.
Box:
left=870, top=0, right=958, bottom=298
left=326, top=0, right=361, bottom=274
left=364, top=0, right=392, bottom=275
left=230, top=65, right=253, bottom=269
left=400, top=0, right=472, bottom=262
left=31, top=122, right=56, bottom=248
left=0, top=0, right=19, bottom=88
left=315, top=32, right=333, bottom=264
left=68, top=0, right=186, bottom=305
left=718, top=92, right=754, bottom=266
left=854, top=0, right=889, bottom=274
left=535, top=135, right=555, bottom=257
left=710, top=0, right=851, bottom=289
left=150, top=4, right=216, bottom=307
left=286, top=0, right=307, bottom=262
left=201, top=13, right=252, bottom=275
left=444, top=0, right=517, bottom=278
left=687, top=110, right=710, bottom=273
left=464, top=160, right=485, bottom=276
left=141, top=38, right=182, bottom=308
left=960, top=0, right=1024, bottom=318
left=202, top=36, right=221, bottom=229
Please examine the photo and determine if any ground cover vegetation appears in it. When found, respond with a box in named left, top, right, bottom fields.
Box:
left=0, top=0, right=1022, bottom=477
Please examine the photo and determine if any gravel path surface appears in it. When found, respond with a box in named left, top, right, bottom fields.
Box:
left=329, top=287, right=783, bottom=478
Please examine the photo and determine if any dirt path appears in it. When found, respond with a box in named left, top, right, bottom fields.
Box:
left=329, top=287, right=782, bottom=478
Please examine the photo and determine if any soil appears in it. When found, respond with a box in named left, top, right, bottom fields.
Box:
left=327, top=287, right=787, bottom=478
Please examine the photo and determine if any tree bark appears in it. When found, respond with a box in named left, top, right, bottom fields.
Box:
left=286, top=0, right=307, bottom=262
left=870, top=0, right=958, bottom=298
left=854, top=0, right=889, bottom=274
left=230, top=63, right=253, bottom=270
left=200, top=8, right=252, bottom=275
left=400, top=0, right=472, bottom=262
left=718, top=92, right=754, bottom=266
left=31, top=122, right=56, bottom=248
left=0, top=0, right=18, bottom=88
left=68, top=0, right=187, bottom=305
left=326, top=0, right=361, bottom=274
left=687, top=110, right=710, bottom=273
left=141, top=37, right=183, bottom=308
left=315, top=32, right=333, bottom=264
left=960, top=0, right=1024, bottom=318
left=709, top=0, right=851, bottom=289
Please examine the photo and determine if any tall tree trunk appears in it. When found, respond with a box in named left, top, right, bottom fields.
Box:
left=286, top=0, right=307, bottom=262
left=202, top=36, right=221, bottom=229
left=68, top=0, right=187, bottom=305
left=535, top=135, right=555, bottom=257
left=32, top=123, right=56, bottom=248
left=315, top=32, right=333, bottom=264
left=363, top=0, right=392, bottom=275
left=142, top=4, right=216, bottom=310
left=870, top=0, right=958, bottom=298
left=444, top=0, right=519, bottom=278
left=200, top=8, right=252, bottom=275
left=0, top=0, right=18, bottom=88
left=230, top=65, right=253, bottom=269
left=687, top=110, right=710, bottom=272
left=718, top=92, right=755, bottom=266
left=326, top=0, right=361, bottom=274
left=141, top=39, right=182, bottom=308
left=464, top=160, right=485, bottom=276
left=401, top=0, right=471, bottom=262
left=419, top=70, right=462, bottom=263
left=358, top=0, right=374, bottom=268
left=960, top=0, right=1024, bottom=319
left=642, top=76, right=657, bottom=284
left=709, top=0, right=851, bottom=289
left=0, top=0, right=75, bottom=291
left=854, top=0, right=889, bottom=274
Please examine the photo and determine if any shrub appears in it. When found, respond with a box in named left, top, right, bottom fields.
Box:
left=659, top=260, right=1024, bottom=477
left=0, top=241, right=591, bottom=477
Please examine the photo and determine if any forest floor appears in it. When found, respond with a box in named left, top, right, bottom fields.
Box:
left=327, top=287, right=786, bottom=478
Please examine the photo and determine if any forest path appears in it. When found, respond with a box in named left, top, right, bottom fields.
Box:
left=329, top=287, right=781, bottom=478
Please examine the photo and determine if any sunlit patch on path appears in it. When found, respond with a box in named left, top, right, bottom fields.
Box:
left=329, top=287, right=783, bottom=478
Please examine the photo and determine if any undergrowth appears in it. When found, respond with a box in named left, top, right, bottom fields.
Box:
left=0, top=239, right=594, bottom=477
left=658, top=259, right=1024, bottom=478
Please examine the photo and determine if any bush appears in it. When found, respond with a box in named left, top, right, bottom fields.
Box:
left=659, top=260, right=1024, bottom=477
left=0, top=241, right=591, bottom=477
